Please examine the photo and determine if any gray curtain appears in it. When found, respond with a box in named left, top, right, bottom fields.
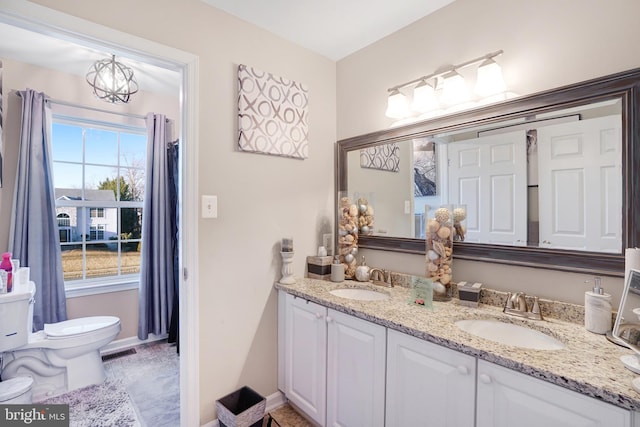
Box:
left=10, top=89, right=67, bottom=330
left=138, top=113, right=175, bottom=340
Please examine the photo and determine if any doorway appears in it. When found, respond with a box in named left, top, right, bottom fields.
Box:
left=0, top=3, right=199, bottom=426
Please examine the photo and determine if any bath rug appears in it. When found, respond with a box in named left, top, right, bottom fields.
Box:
left=39, top=378, right=141, bottom=427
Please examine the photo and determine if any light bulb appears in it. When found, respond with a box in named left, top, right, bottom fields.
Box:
left=385, top=89, right=410, bottom=119
left=441, top=70, right=469, bottom=106
left=411, top=80, right=438, bottom=113
left=475, top=58, right=506, bottom=97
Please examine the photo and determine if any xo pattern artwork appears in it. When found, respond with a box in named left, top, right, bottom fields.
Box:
left=360, top=143, right=400, bottom=172
left=238, top=64, right=309, bottom=159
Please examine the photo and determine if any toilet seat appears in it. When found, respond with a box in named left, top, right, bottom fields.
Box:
left=0, top=377, right=33, bottom=402
left=44, top=316, right=120, bottom=339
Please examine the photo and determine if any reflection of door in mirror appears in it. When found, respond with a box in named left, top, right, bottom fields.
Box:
left=447, top=130, right=527, bottom=246
left=537, top=115, right=622, bottom=252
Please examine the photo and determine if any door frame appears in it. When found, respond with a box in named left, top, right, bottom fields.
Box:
left=0, top=1, right=200, bottom=426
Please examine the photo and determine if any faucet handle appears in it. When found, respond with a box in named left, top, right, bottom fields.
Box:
left=384, top=269, right=392, bottom=286
left=504, top=292, right=513, bottom=310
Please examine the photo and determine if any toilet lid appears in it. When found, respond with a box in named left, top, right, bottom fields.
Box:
left=0, top=377, right=33, bottom=401
left=44, top=316, right=120, bottom=338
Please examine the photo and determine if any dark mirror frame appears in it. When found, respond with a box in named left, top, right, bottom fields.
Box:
left=337, top=68, right=640, bottom=277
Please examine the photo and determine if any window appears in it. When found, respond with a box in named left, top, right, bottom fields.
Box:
left=52, top=118, right=146, bottom=287
left=90, top=208, right=105, bottom=218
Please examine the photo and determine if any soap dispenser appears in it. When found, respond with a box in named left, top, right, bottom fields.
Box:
left=355, top=256, right=371, bottom=282
left=584, top=276, right=612, bottom=334
left=331, top=256, right=345, bottom=282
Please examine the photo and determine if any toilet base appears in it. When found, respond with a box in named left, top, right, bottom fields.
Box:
left=2, top=348, right=107, bottom=402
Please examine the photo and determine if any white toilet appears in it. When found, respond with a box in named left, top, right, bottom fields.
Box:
left=0, top=282, right=121, bottom=401
left=0, top=284, right=36, bottom=403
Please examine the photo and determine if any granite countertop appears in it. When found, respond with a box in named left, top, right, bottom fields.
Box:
left=275, top=277, right=640, bottom=411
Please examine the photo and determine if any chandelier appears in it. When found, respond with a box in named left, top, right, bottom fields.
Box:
left=86, top=55, right=138, bottom=104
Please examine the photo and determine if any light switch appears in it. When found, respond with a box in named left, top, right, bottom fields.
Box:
left=404, top=200, right=411, bottom=214
left=202, top=195, right=218, bottom=219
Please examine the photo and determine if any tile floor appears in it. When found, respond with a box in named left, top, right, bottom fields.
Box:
left=103, top=341, right=310, bottom=427
left=103, top=340, right=180, bottom=427
left=267, top=404, right=313, bottom=426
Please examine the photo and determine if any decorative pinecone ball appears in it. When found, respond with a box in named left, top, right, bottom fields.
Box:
left=434, top=207, right=450, bottom=224
left=453, top=207, right=467, bottom=223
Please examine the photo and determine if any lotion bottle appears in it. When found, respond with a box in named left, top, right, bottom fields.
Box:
left=584, top=276, right=612, bottom=334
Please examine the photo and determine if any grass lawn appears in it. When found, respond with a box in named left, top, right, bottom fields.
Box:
left=61, top=247, right=141, bottom=280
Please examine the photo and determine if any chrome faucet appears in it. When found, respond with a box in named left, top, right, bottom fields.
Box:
left=369, top=268, right=392, bottom=287
left=503, top=292, right=543, bottom=320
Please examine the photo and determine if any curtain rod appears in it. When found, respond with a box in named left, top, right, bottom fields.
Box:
left=45, top=97, right=147, bottom=120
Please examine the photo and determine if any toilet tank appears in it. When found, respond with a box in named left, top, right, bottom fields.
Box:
left=0, top=284, right=34, bottom=352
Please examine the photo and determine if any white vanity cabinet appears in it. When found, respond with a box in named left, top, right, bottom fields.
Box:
left=281, top=292, right=327, bottom=426
left=279, top=291, right=386, bottom=427
left=476, top=360, right=631, bottom=427
left=278, top=289, right=636, bottom=427
left=386, top=329, right=476, bottom=427
left=327, top=309, right=386, bottom=427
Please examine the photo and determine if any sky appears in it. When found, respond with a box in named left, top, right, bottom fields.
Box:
left=52, top=122, right=146, bottom=191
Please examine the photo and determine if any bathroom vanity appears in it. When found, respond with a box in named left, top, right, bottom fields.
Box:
left=276, top=278, right=640, bottom=427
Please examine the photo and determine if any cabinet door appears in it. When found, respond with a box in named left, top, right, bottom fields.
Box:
left=326, top=309, right=386, bottom=427
left=285, top=294, right=327, bottom=426
left=386, top=329, right=476, bottom=427
left=477, top=360, right=630, bottom=427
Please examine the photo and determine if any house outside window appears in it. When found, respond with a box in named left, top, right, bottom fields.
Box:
left=52, top=118, right=146, bottom=289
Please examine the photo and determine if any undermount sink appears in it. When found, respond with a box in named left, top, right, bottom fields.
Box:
left=455, top=319, right=565, bottom=351
left=329, top=288, right=390, bottom=301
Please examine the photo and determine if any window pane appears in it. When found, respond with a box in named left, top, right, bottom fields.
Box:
left=120, top=133, right=147, bottom=166
left=121, top=167, right=145, bottom=201
left=121, top=245, right=141, bottom=275
left=121, top=208, right=142, bottom=240
left=85, top=128, right=118, bottom=165
left=85, top=165, right=118, bottom=195
left=61, top=246, right=84, bottom=281
left=53, top=163, right=82, bottom=191
left=85, top=243, right=118, bottom=279
left=52, top=123, right=82, bottom=163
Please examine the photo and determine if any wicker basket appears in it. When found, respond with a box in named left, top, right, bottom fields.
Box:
left=216, top=386, right=266, bottom=427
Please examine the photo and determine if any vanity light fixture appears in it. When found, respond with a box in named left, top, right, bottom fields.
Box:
left=385, top=50, right=508, bottom=119
left=86, top=54, right=139, bottom=104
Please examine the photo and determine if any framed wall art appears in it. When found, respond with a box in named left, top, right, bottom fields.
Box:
left=237, top=64, right=309, bottom=159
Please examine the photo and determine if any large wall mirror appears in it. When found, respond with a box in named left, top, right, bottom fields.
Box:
left=337, top=68, right=640, bottom=276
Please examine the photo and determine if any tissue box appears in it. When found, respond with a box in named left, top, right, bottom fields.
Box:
left=458, top=281, right=482, bottom=307
left=307, top=256, right=333, bottom=280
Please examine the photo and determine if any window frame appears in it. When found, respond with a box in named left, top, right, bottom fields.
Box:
left=52, top=114, right=146, bottom=294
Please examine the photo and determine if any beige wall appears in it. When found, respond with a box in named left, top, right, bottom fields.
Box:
left=337, top=0, right=640, bottom=307
left=27, top=0, right=337, bottom=424
left=0, top=58, right=178, bottom=341
left=16, top=0, right=639, bottom=424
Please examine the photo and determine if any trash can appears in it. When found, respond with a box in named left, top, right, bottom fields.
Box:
left=216, top=386, right=266, bottom=427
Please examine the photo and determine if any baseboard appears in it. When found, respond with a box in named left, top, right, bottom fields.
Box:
left=201, top=391, right=286, bottom=427
left=100, top=333, right=169, bottom=356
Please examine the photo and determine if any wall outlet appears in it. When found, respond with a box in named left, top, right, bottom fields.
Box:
left=404, top=200, right=411, bottom=214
